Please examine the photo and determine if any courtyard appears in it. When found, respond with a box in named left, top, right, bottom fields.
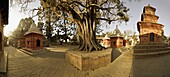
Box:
left=3, top=45, right=170, bottom=77
left=1, top=0, right=170, bottom=77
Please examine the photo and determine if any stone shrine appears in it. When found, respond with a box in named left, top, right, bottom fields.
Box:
left=24, top=23, right=44, bottom=51
left=102, top=25, right=127, bottom=48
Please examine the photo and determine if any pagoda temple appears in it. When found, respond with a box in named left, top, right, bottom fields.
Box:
left=137, top=4, right=164, bottom=44
left=134, top=4, right=170, bottom=55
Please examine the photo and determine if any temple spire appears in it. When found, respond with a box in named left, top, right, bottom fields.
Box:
left=116, top=25, right=118, bottom=29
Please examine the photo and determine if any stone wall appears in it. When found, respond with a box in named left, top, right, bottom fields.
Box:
left=133, top=44, right=170, bottom=55
left=66, top=49, right=112, bottom=71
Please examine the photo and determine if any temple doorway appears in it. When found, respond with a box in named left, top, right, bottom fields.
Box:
left=150, top=33, right=154, bottom=42
left=36, top=39, right=40, bottom=47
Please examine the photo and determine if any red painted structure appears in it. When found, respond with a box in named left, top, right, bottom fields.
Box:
left=137, top=4, right=164, bottom=44
left=24, top=23, right=43, bottom=51
left=103, top=25, right=126, bottom=48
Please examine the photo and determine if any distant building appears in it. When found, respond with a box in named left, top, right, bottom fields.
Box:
left=137, top=4, right=164, bottom=44
left=128, top=35, right=140, bottom=46
left=24, top=23, right=44, bottom=51
left=102, top=25, right=127, bottom=48
left=17, top=29, right=25, bottom=48
left=102, top=34, right=110, bottom=48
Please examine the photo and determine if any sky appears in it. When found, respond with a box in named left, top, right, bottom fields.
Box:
left=4, top=0, right=170, bottom=37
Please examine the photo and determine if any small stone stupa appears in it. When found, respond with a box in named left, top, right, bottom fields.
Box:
left=24, top=23, right=44, bottom=51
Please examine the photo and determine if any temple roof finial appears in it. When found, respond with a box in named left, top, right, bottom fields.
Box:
left=116, top=25, right=118, bottom=28
left=148, top=4, right=150, bottom=6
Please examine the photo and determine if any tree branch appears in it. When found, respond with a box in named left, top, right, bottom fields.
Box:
left=99, top=0, right=109, bottom=6
left=96, top=17, right=120, bottom=22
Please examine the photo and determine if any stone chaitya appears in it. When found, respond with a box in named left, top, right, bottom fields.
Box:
left=134, top=4, right=170, bottom=55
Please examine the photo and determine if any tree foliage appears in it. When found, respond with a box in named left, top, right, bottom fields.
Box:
left=11, top=0, right=130, bottom=51
left=12, top=17, right=34, bottom=37
left=10, top=17, right=34, bottom=46
left=37, top=0, right=130, bottom=51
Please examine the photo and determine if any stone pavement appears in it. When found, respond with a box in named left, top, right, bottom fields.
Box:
left=5, top=45, right=170, bottom=77
left=5, top=46, right=88, bottom=77
left=4, top=46, right=133, bottom=77
left=131, top=53, right=170, bottom=77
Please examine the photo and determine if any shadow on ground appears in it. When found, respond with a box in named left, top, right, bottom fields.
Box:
left=131, top=52, right=170, bottom=77
left=33, top=51, right=65, bottom=59
left=111, top=48, right=122, bottom=62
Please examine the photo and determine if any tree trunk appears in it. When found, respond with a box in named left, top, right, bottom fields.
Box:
left=77, top=19, right=103, bottom=52
left=60, top=0, right=103, bottom=51
left=76, top=0, right=103, bottom=52
left=78, top=29, right=103, bottom=52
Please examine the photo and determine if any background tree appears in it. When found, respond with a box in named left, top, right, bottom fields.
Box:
left=9, top=17, right=34, bottom=46
left=4, top=36, right=8, bottom=47
left=10, top=0, right=130, bottom=51
left=39, top=0, right=129, bottom=51
left=37, top=10, right=77, bottom=45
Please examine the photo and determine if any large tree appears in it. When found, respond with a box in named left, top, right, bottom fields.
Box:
left=39, top=0, right=129, bottom=51
left=11, top=0, right=130, bottom=51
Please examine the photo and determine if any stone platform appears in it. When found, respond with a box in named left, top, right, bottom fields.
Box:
left=66, top=48, right=112, bottom=71
left=0, top=53, right=8, bottom=77
left=133, top=44, right=170, bottom=55
left=20, top=48, right=48, bottom=55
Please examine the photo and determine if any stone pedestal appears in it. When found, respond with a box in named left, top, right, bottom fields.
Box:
left=66, top=48, right=112, bottom=71
left=133, top=44, right=170, bottom=55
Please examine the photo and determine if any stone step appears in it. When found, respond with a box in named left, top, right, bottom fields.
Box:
left=133, top=50, right=170, bottom=56
left=0, top=53, right=8, bottom=77
left=19, top=48, right=48, bottom=56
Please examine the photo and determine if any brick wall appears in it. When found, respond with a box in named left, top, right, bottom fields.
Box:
left=66, top=49, right=112, bottom=71
left=25, top=33, right=43, bottom=50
